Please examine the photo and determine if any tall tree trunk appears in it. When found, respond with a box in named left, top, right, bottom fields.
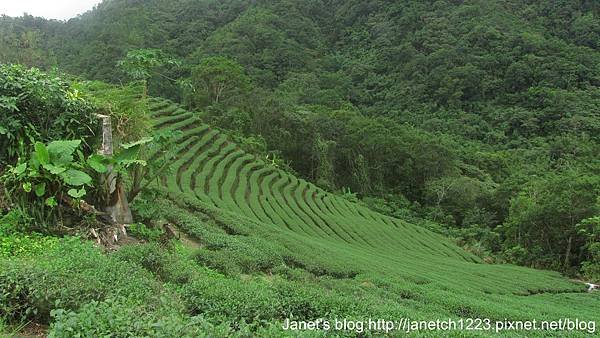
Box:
left=564, top=235, right=573, bottom=269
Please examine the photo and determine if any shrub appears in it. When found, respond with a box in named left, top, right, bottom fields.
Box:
left=0, top=209, right=31, bottom=234
left=581, top=242, right=600, bottom=283
left=194, top=248, right=242, bottom=275
left=0, top=210, right=59, bottom=258
left=0, top=238, right=165, bottom=324
left=78, top=81, right=150, bottom=143
left=271, top=265, right=314, bottom=282
left=0, top=64, right=98, bottom=164
left=1, top=140, right=105, bottom=229
left=130, top=194, right=164, bottom=223
left=49, top=297, right=212, bottom=338
left=113, top=243, right=195, bottom=284
left=127, top=222, right=165, bottom=241
left=0, top=233, right=58, bottom=258
left=194, top=237, right=283, bottom=275
left=272, top=280, right=362, bottom=320
left=49, top=296, right=295, bottom=338
left=180, top=276, right=280, bottom=322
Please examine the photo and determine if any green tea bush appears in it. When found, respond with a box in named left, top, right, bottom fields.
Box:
left=50, top=297, right=305, bottom=338
left=271, top=265, right=315, bottom=282
left=194, top=248, right=243, bottom=275
left=202, top=236, right=283, bottom=274
left=272, top=280, right=364, bottom=320
left=0, top=238, right=165, bottom=324
left=159, top=196, right=285, bottom=274
left=179, top=272, right=368, bottom=328
left=113, top=243, right=195, bottom=284
left=0, top=233, right=59, bottom=258
left=194, top=242, right=283, bottom=275
left=0, top=210, right=59, bottom=257
left=131, top=194, right=164, bottom=223
left=49, top=297, right=213, bottom=338
left=127, top=222, right=165, bottom=241
left=180, top=276, right=280, bottom=322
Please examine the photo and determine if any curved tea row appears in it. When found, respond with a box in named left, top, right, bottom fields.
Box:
left=146, top=98, right=475, bottom=262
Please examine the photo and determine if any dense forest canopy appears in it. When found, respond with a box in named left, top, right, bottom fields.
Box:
left=1, top=0, right=599, bottom=277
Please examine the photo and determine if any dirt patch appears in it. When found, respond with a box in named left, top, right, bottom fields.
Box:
left=15, top=322, right=48, bottom=337
left=164, top=223, right=203, bottom=249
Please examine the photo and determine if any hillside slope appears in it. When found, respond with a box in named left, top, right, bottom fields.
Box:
left=2, top=0, right=600, bottom=276
left=138, top=96, right=599, bottom=327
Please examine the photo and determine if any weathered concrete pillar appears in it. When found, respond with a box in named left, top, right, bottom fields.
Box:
left=96, top=114, right=133, bottom=224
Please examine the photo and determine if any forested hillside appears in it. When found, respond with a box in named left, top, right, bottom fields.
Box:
left=1, top=1, right=600, bottom=336
left=1, top=0, right=599, bottom=279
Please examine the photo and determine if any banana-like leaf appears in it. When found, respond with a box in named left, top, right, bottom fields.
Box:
left=121, top=137, right=153, bottom=149
left=114, top=145, right=140, bottom=163
left=87, top=154, right=108, bottom=173
left=47, top=140, right=81, bottom=165
left=34, top=142, right=49, bottom=165
left=60, top=169, right=92, bottom=186
left=42, top=163, right=67, bottom=175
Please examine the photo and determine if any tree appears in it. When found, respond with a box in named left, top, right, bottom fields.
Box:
left=503, top=170, right=600, bottom=270
left=190, top=56, right=251, bottom=107
left=578, top=216, right=600, bottom=282
left=117, top=49, right=178, bottom=99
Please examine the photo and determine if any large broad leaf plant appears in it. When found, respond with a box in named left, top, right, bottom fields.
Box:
left=2, top=140, right=104, bottom=212
left=1, top=130, right=176, bottom=230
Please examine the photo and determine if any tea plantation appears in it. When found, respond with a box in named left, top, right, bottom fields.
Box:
left=132, top=97, right=599, bottom=336
left=1, top=85, right=598, bottom=336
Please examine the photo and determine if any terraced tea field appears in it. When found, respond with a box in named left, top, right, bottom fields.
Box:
left=145, top=97, right=599, bottom=334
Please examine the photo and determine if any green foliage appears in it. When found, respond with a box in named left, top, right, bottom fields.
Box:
left=2, top=3, right=600, bottom=334
left=0, top=232, right=58, bottom=258
left=78, top=81, right=151, bottom=142
left=49, top=297, right=211, bottom=338
left=130, top=193, right=163, bottom=223
left=503, top=171, right=600, bottom=270
left=0, top=238, right=165, bottom=324
left=117, top=49, right=173, bottom=82
left=180, top=275, right=280, bottom=322
left=578, top=216, right=600, bottom=282
left=190, top=56, right=252, bottom=108
left=49, top=297, right=292, bottom=338
left=340, top=187, right=358, bottom=203
left=117, top=48, right=180, bottom=100
left=2, top=0, right=600, bottom=274
left=120, top=129, right=183, bottom=201
left=0, top=64, right=98, bottom=164
left=194, top=240, right=282, bottom=276
left=0, top=140, right=105, bottom=229
left=0, top=210, right=58, bottom=258
left=127, top=223, right=165, bottom=242
left=113, top=243, right=196, bottom=284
